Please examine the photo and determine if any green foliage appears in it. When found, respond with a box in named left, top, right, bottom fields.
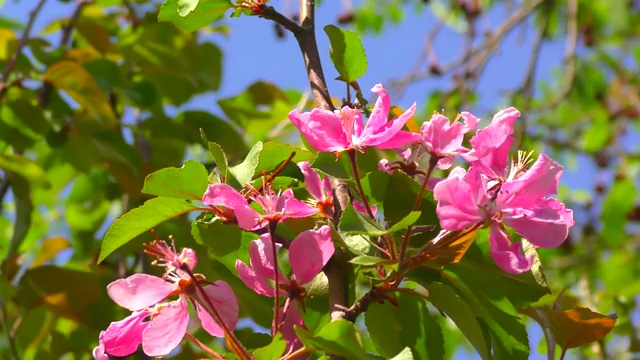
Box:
left=324, top=25, right=368, bottom=83
left=159, top=0, right=232, bottom=32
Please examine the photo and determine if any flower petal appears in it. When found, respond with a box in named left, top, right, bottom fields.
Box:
left=101, top=310, right=151, bottom=357
left=433, top=168, right=485, bottom=231
left=362, top=84, right=392, bottom=134
left=236, top=259, right=275, bottom=297
left=280, top=304, right=304, bottom=353
left=289, top=108, right=349, bottom=152
left=289, top=225, right=334, bottom=285
left=503, top=198, right=574, bottom=248
left=298, top=161, right=324, bottom=201
left=234, top=204, right=262, bottom=230
left=196, top=281, right=239, bottom=337
left=202, top=183, right=247, bottom=209
left=142, top=298, right=189, bottom=357
left=498, top=154, right=563, bottom=208
left=107, top=274, right=175, bottom=311
left=489, top=223, right=533, bottom=274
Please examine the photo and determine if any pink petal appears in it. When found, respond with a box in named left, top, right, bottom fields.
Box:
left=142, top=298, right=189, bottom=357
left=498, top=154, right=562, bottom=208
left=462, top=121, right=513, bottom=163
left=503, top=198, right=574, bottom=248
left=489, top=223, right=533, bottom=274
left=433, top=168, right=485, bottom=231
left=491, top=107, right=520, bottom=128
left=202, top=183, right=248, bottom=209
left=421, top=114, right=465, bottom=157
left=101, top=310, right=151, bottom=357
left=470, top=135, right=512, bottom=179
left=196, top=281, right=239, bottom=337
left=289, top=109, right=349, bottom=152
left=107, top=274, right=175, bottom=311
left=362, top=84, right=392, bottom=134
left=236, top=259, right=276, bottom=296
left=282, top=191, right=320, bottom=219
left=298, top=161, right=324, bottom=201
left=92, top=332, right=109, bottom=360
left=234, top=204, right=262, bottom=230
left=289, top=226, right=334, bottom=285
left=353, top=201, right=377, bottom=217
left=460, top=111, right=480, bottom=132
left=375, top=130, right=421, bottom=149
left=280, top=304, right=305, bottom=353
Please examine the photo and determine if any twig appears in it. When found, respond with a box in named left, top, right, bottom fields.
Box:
left=533, top=0, right=578, bottom=112
left=390, top=0, right=545, bottom=94
left=38, top=0, right=90, bottom=107
left=0, top=0, right=48, bottom=99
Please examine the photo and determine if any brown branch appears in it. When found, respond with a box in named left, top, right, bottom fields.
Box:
left=0, top=0, right=48, bottom=100
left=390, top=0, right=545, bottom=94
left=533, top=0, right=578, bottom=112
left=38, top=0, right=91, bottom=107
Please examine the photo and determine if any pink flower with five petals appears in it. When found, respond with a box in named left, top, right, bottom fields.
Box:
left=288, top=84, right=420, bottom=153
left=433, top=154, right=574, bottom=274
left=96, top=242, right=239, bottom=358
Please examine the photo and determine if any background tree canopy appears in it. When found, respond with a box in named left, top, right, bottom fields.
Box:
left=0, top=0, right=638, bottom=359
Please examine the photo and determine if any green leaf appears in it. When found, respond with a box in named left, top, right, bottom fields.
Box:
left=98, top=197, right=199, bottom=263
left=365, top=293, right=443, bottom=359
left=324, top=25, right=368, bottom=82
left=159, top=0, right=232, bottom=32
left=6, top=174, right=32, bottom=258
left=383, top=171, right=436, bottom=226
left=601, top=178, right=636, bottom=245
left=191, top=219, right=247, bottom=271
left=0, top=273, right=16, bottom=300
left=389, top=347, right=414, bottom=360
left=253, top=333, right=286, bottom=360
left=178, top=0, right=199, bottom=16
left=255, top=141, right=314, bottom=175
left=349, top=255, right=398, bottom=270
left=297, top=320, right=369, bottom=359
left=142, top=160, right=209, bottom=200
left=43, top=61, right=116, bottom=126
left=207, top=141, right=229, bottom=181
left=0, top=153, right=50, bottom=189
left=424, top=282, right=490, bottom=359
left=340, top=205, right=420, bottom=237
left=229, top=141, right=262, bottom=185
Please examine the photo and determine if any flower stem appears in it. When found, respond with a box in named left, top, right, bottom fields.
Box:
left=182, top=266, right=254, bottom=360
left=184, top=332, right=224, bottom=359
left=398, top=155, right=439, bottom=260
left=267, top=221, right=281, bottom=336
left=346, top=150, right=374, bottom=219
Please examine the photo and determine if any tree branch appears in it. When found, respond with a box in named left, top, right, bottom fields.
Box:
left=0, top=0, right=48, bottom=100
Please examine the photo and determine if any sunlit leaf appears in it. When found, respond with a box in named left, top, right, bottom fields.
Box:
left=522, top=306, right=616, bottom=350
left=324, top=25, right=368, bottom=82
left=32, top=237, right=72, bottom=267
left=365, top=293, right=443, bottom=359
left=142, top=160, right=209, bottom=200
left=158, top=0, right=232, bottom=32
left=296, top=319, right=369, bottom=359
left=0, top=153, right=50, bottom=189
left=98, top=197, right=200, bottom=263
left=43, top=61, right=116, bottom=126
left=253, top=332, right=286, bottom=360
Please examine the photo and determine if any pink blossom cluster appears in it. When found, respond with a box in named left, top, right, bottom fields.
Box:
left=93, top=241, right=238, bottom=359
left=288, top=84, right=574, bottom=274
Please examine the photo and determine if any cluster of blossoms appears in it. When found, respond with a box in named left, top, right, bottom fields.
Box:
left=93, top=241, right=238, bottom=358
left=95, top=83, right=574, bottom=357
left=289, top=84, right=574, bottom=274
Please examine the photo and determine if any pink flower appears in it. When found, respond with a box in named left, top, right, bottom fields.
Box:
left=298, top=161, right=377, bottom=217
left=420, top=111, right=480, bottom=169
left=433, top=154, right=574, bottom=274
left=236, top=226, right=334, bottom=352
left=202, top=183, right=319, bottom=230
left=235, top=225, right=334, bottom=297
left=97, top=242, right=239, bottom=358
left=288, top=84, right=420, bottom=153
left=460, top=107, right=520, bottom=179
